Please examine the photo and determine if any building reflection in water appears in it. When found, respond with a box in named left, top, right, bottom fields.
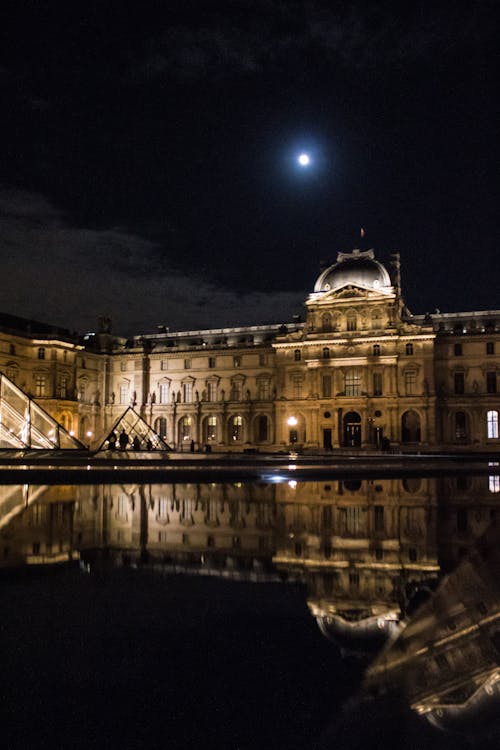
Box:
left=2, top=469, right=500, bottom=736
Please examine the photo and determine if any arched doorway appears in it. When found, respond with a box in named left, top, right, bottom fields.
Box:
left=401, top=410, right=421, bottom=443
left=343, top=412, right=361, bottom=447
left=202, top=415, right=218, bottom=443
left=178, top=415, right=193, bottom=447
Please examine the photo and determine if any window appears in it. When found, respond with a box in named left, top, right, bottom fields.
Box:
left=207, top=381, right=218, bottom=402
left=454, top=372, right=465, bottom=394
left=158, top=497, right=168, bottom=519
left=322, top=347, right=330, bottom=359
left=230, top=380, right=242, bottom=401
left=206, top=416, right=217, bottom=441
left=121, top=361, right=127, bottom=372
left=38, top=347, right=45, bottom=360
left=9, top=343, right=16, bottom=355
left=159, top=382, right=169, bottom=403
left=294, top=349, right=301, bottom=361
left=257, top=379, right=270, bottom=400
left=487, top=372, right=497, bottom=394
left=292, top=375, right=302, bottom=398
left=230, top=415, right=243, bottom=441
left=345, top=369, right=361, bottom=396
left=154, top=417, right=167, bottom=440
left=454, top=343, right=462, bottom=356
left=35, top=375, right=46, bottom=397
left=161, top=360, right=168, bottom=371
left=405, top=343, right=414, bottom=355
left=183, top=382, right=193, bottom=403
left=487, top=410, right=499, bottom=439
left=373, top=372, right=383, bottom=396
left=373, top=344, right=380, bottom=356
left=259, top=354, right=267, bottom=366
left=322, top=374, right=332, bottom=398
left=208, top=357, right=216, bottom=368
left=489, top=475, right=500, bottom=493
left=119, top=384, right=128, bottom=404
left=346, top=314, right=357, bottom=331
left=63, top=350, right=67, bottom=362
left=374, top=506, right=384, bottom=532
left=455, top=412, right=467, bottom=439
left=405, top=371, right=416, bottom=395
left=372, top=311, right=382, bottom=330
left=184, top=359, right=191, bottom=370
left=322, top=312, right=332, bottom=331
left=58, top=375, right=68, bottom=399
left=257, top=415, right=268, bottom=442
left=233, top=356, right=241, bottom=367
left=180, top=416, right=192, bottom=441
left=487, top=342, right=495, bottom=355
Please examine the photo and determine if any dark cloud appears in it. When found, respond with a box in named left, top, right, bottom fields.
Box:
left=0, top=189, right=304, bottom=335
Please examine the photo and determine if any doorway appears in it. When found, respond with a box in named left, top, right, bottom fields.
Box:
left=343, top=412, right=361, bottom=447
left=323, top=428, right=333, bottom=451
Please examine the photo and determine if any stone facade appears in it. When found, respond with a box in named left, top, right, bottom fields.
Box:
left=0, top=247, right=499, bottom=450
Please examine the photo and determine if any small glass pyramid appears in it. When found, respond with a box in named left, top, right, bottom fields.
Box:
left=97, top=407, right=170, bottom=451
left=0, top=373, right=85, bottom=449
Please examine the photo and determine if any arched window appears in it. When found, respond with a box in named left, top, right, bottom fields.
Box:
left=154, top=417, right=167, bottom=440
left=229, top=415, right=243, bottom=442
left=405, top=343, right=414, bottom=355
left=322, top=347, right=330, bottom=359
left=256, top=415, right=268, bottom=442
left=179, top=416, right=192, bottom=443
left=487, top=410, right=499, bottom=439
left=322, top=313, right=332, bottom=331
left=205, top=415, right=217, bottom=441
left=455, top=412, right=467, bottom=440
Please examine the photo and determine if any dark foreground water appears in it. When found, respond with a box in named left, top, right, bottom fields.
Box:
left=2, top=472, right=500, bottom=749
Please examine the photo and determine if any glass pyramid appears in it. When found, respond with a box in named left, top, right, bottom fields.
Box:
left=0, top=373, right=84, bottom=449
left=97, top=407, right=170, bottom=451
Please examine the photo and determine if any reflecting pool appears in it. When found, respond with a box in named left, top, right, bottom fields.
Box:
left=2, top=472, right=500, bottom=749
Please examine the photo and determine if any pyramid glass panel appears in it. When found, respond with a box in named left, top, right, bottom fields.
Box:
left=98, top=407, right=170, bottom=451
left=0, top=373, right=84, bottom=449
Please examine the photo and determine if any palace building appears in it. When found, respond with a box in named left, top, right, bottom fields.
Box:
left=0, top=246, right=499, bottom=451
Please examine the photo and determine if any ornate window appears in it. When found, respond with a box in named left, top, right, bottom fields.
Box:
left=158, top=379, right=170, bottom=404
left=405, top=371, right=417, bottom=395
left=207, top=381, right=218, bottom=402
left=487, top=410, right=499, bottom=439
left=373, top=372, right=383, bottom=396
left=257, top=377, right=270, bottom=400
left=487, top=372, right=497, bottom=394
left=230, top=379, right=243, bottom=401
left=345, top=369, right=361, bottom=396
left=455, top=412, right=467, bottom=439
left=346, top=313, right=357, bottom=331
left=183, top=382, right=193, bottom=403
left=454, top=372, right=465, bottom=394
left=322, top=312, right=332, bottom=331
left=322, top=374, right=332, bottom=398
left=206, top=416, right=217, bottom=441
left=230, top=415, right=243, bottom=442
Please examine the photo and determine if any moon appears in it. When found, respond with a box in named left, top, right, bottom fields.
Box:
left=298, top=153, right=310, bottom=166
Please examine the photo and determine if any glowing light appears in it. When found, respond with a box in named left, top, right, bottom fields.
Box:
left=287, top=416, right=298, bottom=426
left=298, top=153, right=310, bottom=166
left=288, top=480, right=297, bottom=489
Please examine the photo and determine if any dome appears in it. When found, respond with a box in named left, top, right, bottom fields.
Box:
left=314, top=249, right=393, bottom=293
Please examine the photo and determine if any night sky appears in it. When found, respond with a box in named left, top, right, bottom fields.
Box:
left=1, top=1, right=499, bottom=336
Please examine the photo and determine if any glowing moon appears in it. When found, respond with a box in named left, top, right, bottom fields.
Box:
left=298, top=153, right=310, bottom=166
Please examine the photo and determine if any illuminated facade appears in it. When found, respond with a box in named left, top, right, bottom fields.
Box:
left=0, top=247, right=499, bottom=451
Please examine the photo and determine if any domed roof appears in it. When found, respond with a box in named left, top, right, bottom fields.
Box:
left=314, top=249, right=393, bottom=293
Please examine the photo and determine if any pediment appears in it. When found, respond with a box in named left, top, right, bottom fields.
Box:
left=310, top=282, right=395, bottom=305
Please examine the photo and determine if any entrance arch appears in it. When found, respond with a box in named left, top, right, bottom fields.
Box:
left=343, top=412, right=361, bottom=447
left=401, top=410, right=421, bottom=443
